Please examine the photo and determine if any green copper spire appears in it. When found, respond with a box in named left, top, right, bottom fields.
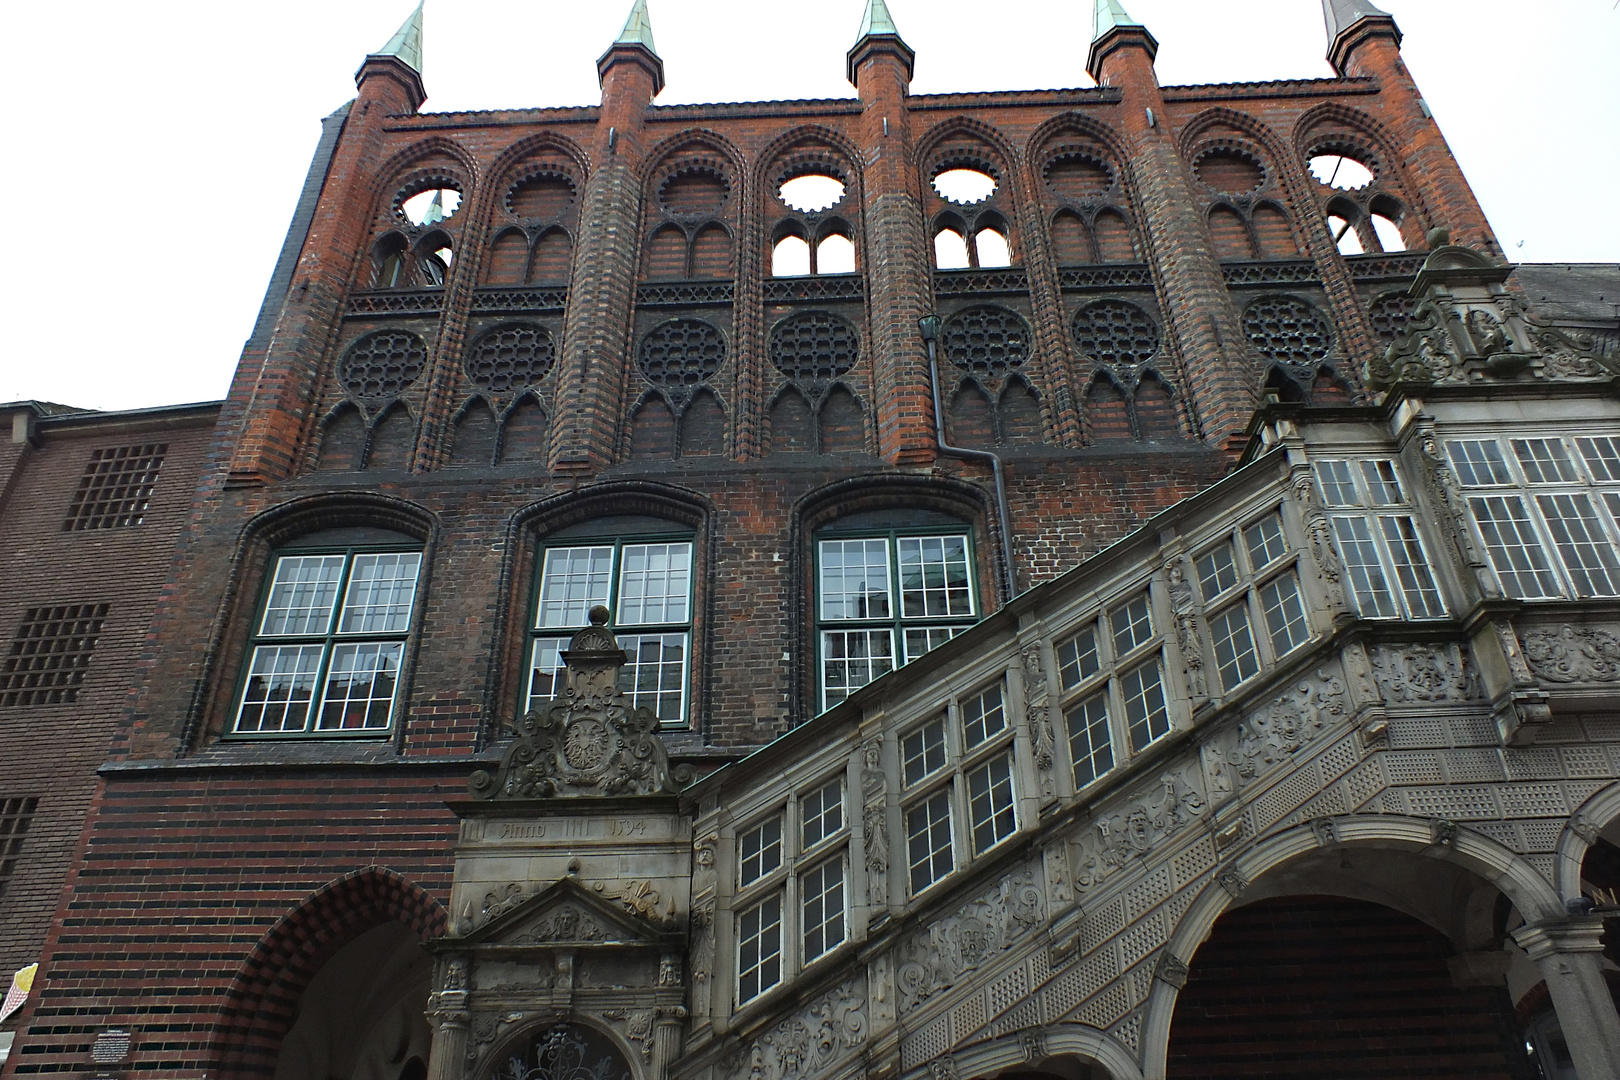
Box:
left=1092, top=0, right=1143, bottom=40
left=376, top=1, right=424, bottom=73
left=855, top=0, right=901, bottom=40
left=615, top=0, right=658, bottom=56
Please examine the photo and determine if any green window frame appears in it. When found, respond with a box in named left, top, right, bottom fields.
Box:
left=232, top=545, right=423, bottom=737
left=814, top=528, right=978, bottom=712
left=526, top=533, right=695, bottom=726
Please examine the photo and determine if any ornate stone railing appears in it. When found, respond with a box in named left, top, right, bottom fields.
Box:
left=761, top=274, right=865, bottom=303
left=471, top=285, right=569, bottom=315
left=1220, top=259, right=1320, bottom=287
left=1058, top=264, right=1154, bottom=292
left=636, top=280, right=735, bottom=307
left=346, top=287, right=444, bottom=316
left=934, top=267, right=1031, bottom=297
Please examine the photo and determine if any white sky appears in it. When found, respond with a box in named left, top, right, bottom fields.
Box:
left=2, top=1, right=1615, bottom=412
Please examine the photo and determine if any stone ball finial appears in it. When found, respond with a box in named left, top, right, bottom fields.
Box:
left=589, top=605, right=611, bottom=626
left=1426, top=227, right=1451, bottom=248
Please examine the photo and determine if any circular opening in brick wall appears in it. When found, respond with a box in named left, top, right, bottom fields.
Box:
left=1308, top=153, right=1375, bottom=190
left=340, top=330, right=428, bottom=399
left=1073, top=299, right=1161, bottom=367
left=639, top=319, right=726, bottom=388
left=1367, top=292, right=1418, bottom=343
left=508, top=173, right=575, bottom=220
left=779, top=173, right=846, bottom=214
left=769, top=312, right=859, bottom=382
left=1242, top=296, right=1332, bottom=365
left=400, top=187, right=461, bottom=225
left=1193, top=149, right=1264, bottom=195
left=933, top=167, right=997, bottom=205
left=1044, top=154, right=1113, bottom=201
left=943, top=306, right=1029, bottom=379
left=463, top=324, right=556, bottom=392
left=659, top=168, right=729, bottom=215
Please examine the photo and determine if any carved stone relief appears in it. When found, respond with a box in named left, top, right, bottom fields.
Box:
left=1371, top=644, right=1478, bottom=702
left=894, top=868, right=1045, bottom=1014
left=1222, top=668, right=1347, bottom=787
left=1022, top=644, right=1059, bottom=794
left=1521, top=625, right=1620, bottom=683
left=1165, top=558, right=1208, bottom=701
left=859, top=737, right=889, bottom=907
left=1292, top=472, right=1347, bottom=611
left=1074, top=765, right=1207, bottom=897
left=726, top=979, right=867, bottom=1080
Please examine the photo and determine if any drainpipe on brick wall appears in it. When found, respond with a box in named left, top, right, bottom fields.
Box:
left=919, top=315, right=1018, bottom=603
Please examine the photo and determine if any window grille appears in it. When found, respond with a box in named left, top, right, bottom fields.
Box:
left=234, top=549, right=421, bottom=736
left=942, top=306, right=1030, bottom=380
left=462, top=323, right=555, bottom=391
left=0, top=797, right=38, bottom=900
left=1, top=604, right=110, bottom=706
left=527, top=537, right=694, bottom=725
left=1241, top=295, right=1332, bottom=367
left=1315, top=459, right=1446, bottom=618
left=1072, top=299, right=1161, bottom=367
left=1447, top=433, right=1620, bottom=600
left=639, top=320, right=726, bottom=389
left=63, top=445, right=166, bottom=530
left=339, top=330, right=427, bottom=399
left=769, top=312, right=859, bottom=383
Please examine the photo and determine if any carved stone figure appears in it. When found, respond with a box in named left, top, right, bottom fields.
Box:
left=1417, top=430, right=1487, bottom=570
left=1021, top=644, right=1059, bottom=784
left=1165, top=559, right=1208, bottom=699
left=469, top=607, right=678, bottom=799
left=1074, top=768, right=1206, bottom=895
left=1370, top=644, right=1477, bottom=702
left=894, top=869, right=1045, bottom=1013
left=1224, top=670, right=1347, bottom=785
left=1521, top=625, right=1620, bottom=683
left=860, top=737, right=889, bottom=907
left=1466, top=308, right=1511, bottom=357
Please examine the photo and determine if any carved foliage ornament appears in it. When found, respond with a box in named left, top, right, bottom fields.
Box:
left=471, top=608, right=677, bottom=799
left=490, top=1022, right=632, bottom=1080
left=1074, top=766, right=1206, bottom=896
left=895, top=868, right=1045, bottom=1014
left=1370, top=644, right=1477, bottom=702
left=727, top=979, right=867, bottom=1080
left=1521, top=625, right=1620, bottom=684
left=1221, top=668, right=1347, bottom=789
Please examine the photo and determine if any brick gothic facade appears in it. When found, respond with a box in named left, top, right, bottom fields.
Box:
left=4, top=1, right=1620, bottom=1078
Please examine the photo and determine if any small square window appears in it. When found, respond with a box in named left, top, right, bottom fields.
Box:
left=800, top=777, right=844, bottom=851
left=1056, top=625, right=1100, bottom=690
left=819, top=539, right=892, bottom=621
left=1195, top=543, right=1239, bottom=600
left=960, top=683, right=1006, bottom=749
left=966, top=752, right=1017, bottom=855
left=339, top=552, right=423, bottom=634
left=536, top=546, right=614, bottom=628
left=1110, top=593, right=1154, bottom=656
left=1243, top=513, right=1287, bottom=569
left=739, top=815, right=783, bottom=887
left=904, top=625, right=964, bottom=663
left=1259, top=573, right=1310, bottom=656
left=261, top=554, right=346, bottom=636
left=1208, top=603, right=1260, bottom=691
left=1121, top=660, right=1170, bottom=751
left=1065, top=692, right=1114, bottom=788
left=902, top=720, right=947, bottom=787
left=1, top=603, right=111, bottom=708
left=896, top=536, right=973, bottom=618
left=905, top=791, right=954, bottom=894
left=821, top=629, right=895, bottom=707
left=62, top=444, right=167, bottom=531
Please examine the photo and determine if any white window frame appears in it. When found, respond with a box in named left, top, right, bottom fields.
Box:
left=1054, top=588, right=1170, bottom=789
left=1314, top=459, right=1446, bottom=619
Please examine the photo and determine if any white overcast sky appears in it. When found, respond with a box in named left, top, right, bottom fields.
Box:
left=1, top=1, right=1615, bottom=412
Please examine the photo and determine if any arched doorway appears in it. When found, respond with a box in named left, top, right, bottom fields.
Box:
left=272, top=921, right=433, bottom=1080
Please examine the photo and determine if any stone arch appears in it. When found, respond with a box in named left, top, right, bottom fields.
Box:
left=628, top=393, right=677, bottom=459
left=1139, top=814, right=1565, bottom=1079
left=678, top=387, right=728, bottom=457
left=820, top=383, right=868, bottom=455
left=485, top=226, right=530, bottom=285
left=639, top=127, right=749, bottom=189
left=904, top=1023, right=1145, bottom=1080
left=481, top=1017, right=646, bottom=1080
left=367, top=399, right=416, bottom=470
left=948, top=378, right=996, bottom=448
left=530, top=226, right=573, bottom=282
left=1557, top=780, right=1620, bottom=903
left=1092, top=209, right=1138, bottom=262
left=485, top=130, right=591, bottom=197
left=1051, top=208, right=1094, bottom=265
left=205, top=866, right=447, bottom=1080
left=371, top=137, right=480, bottom=211
left=1175, top=107, right=1290, bottom=168
left=766, top=385, right=815, bottom=454
left=1084, top=372, right=1133, bottom=441
left=1293, top=101, right=1431, bottom=223
left=999, top=375, right=1043, bottom=444
left=1205, top=203, right=1255, bottom=260
left=1251, top=199, right=1300, bottom=258
left=643, top=222, right=689, bottom=280
left=448, top=396, right=498, bottom=467
left=1028, top=111, right=1136, bottom=180
left=915, top=114, right=1021, bottom=182
left=1133, top=372, right=1180, bottom=438
left=498, top=391, right=549, bottom=466
left=316, top=402, right=367, bottom=471
left=690, top=221, right=734, bottom=278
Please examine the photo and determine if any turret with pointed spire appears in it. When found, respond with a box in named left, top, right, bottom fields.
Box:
left=1322, top=0, right=1400, bottom=74
left=598, top=0, right=664, bottom=97
left=1086, top=0, right=1156, bottom=83
left=355, top=1, right=426, bottom=113
left=847, top=0, right=914, bottom=88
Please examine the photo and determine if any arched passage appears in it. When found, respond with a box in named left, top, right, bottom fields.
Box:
left=207, top=867, right=447, bottom=1080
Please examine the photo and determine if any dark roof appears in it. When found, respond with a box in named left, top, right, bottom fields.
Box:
left=1515, top=263, right=1620, bottom=326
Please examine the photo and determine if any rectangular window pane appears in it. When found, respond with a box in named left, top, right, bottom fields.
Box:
left=236, top=644, right=323, bottom=733
left=1259, top=573, right=1310, bottom=656
left=1537, top=493, right=1620, bottom=597
left=1332, top=516, right=1399, bottom=618
left=1110, top=593, right=1153, bottom=656
left=260, top=554, right=345, bottom=636
left=1121, top=659, right=1170, bottom=752
left=1360, top=460, right=1404, bottom=505
left=1469, top=496, right=1562, bottom=598
left=1056, top=625, right=1100, bottom=690
left=1447, top=440, right=1512, bottom=486
left=1066, top=692, right=1114, bottom=788
left=819, top=539, right=891, bottom=621
left=618, top=633, right=687, bottom=724
left=1512, top=438, right=1578, bottom=484
left=903, top=625, right=968, bottom=664
left=902, top=719, right=947, bottom=787
left=967, top=752, right=1017, bottom=855
left=800, top=858, right=846, bottom=963
left=1196, top=542, right=1239, bottom=601
left=739, top=814, right=783, bottom=887
left=1316, top=460, right=1359, bottom=507
left=338, top=552, right=421, bottom=634
left=316, top=642, right=402, bottom=730
left=736, top=892, right=783, bottom=1004
left=615, top=542, right=692, bottom=625
left=801, top=777, right=844, bottom=851
left=906, top=791, right=953, bottom=894
left=821, top=629, right=894, bottom=707
left=537, top=546, right=613, bottom=628
left=1379, top=517, right=1446, bottom=617
left=897, top=535, right=973, bottom=618
left=525, top=636, right=568, bottom=714
left=960, top=682, right=1006, bottom=749
left=1244, top=513, right=1287, bottom=569
left=1207, top=604, right=1260, bottom=691
left=1577, top=436, right=1620, bottom=482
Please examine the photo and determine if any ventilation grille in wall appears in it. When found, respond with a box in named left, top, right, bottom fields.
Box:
left=0, top=796, right=38, bottom=900
left=0, top=604, right=110, bottom=707
left=62, top=445, right=167, bottom=531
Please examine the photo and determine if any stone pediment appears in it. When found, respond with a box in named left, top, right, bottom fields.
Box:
left=454, top=876, right=681, bottom=949
left=469, top=607, right=682, bottom=799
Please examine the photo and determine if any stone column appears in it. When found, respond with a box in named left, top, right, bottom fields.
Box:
left=1512, top=919, right=1620, bottom=1080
